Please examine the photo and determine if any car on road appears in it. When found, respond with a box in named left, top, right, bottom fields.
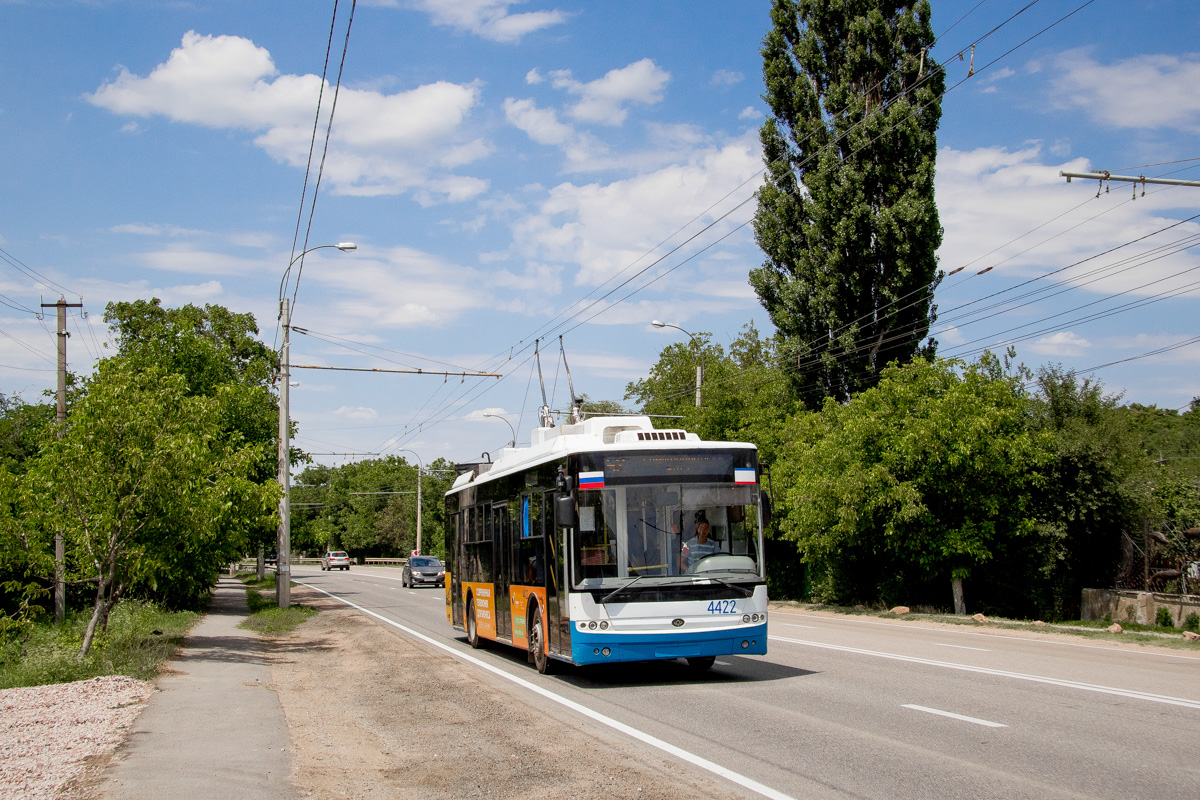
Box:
left=321, top=551, right=351, bottom=571
left=402, top=555, right=445, bottom=588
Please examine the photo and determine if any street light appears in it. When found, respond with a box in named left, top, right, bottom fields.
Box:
left=395, top=449, right=425, bottom=556
left=651, top=320, right=703, bottom=407
left=483, top=413, right=517, bottom=448
left=277, top=242, right=357, bottom=608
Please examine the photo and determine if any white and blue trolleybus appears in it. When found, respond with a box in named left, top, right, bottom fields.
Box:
left=444, top=415, right=769, bottom=673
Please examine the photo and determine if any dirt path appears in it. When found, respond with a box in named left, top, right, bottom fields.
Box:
left=269, top=586, right=750, bottom=800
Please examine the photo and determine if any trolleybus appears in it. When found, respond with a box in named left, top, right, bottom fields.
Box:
left=444, top=415, right=768, bottom=673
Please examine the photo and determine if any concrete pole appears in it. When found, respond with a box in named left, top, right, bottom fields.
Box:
left=41, top=296, right=81, bottom=623
left=416, top=467, right=422, bottom=556
left=277, top=299, right=291, bottom=608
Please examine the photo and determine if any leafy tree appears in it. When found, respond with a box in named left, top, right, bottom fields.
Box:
left=1026, top=367, right=1155, bottom=618
left=751, top=0, right=944, bottom=402
left=773, top=354, right=1049, bottom=612
left=24, top=358, right=276, bottom=659
left=0, top=393, right=54, bottom=472
left=104, top=299, right=287, bottom=562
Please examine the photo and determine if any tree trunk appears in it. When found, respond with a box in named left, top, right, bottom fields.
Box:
left=952, top=577, right=966, bottom=615
left=257, top=546, right=265, bottom=582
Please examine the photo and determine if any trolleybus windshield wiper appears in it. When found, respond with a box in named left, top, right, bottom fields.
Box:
left=600, top=575, right=643, bottom=604
left=700, top=576, right=753, bottom=597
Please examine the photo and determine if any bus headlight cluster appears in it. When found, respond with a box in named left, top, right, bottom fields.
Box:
left=742, top=613, right=765, bottom=624
left=580, top=620, right=611, bottom=630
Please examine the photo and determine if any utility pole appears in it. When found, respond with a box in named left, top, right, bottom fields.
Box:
left=277, top=297, right=292, bottom=608
left=41, top=296, right=82, bottom=623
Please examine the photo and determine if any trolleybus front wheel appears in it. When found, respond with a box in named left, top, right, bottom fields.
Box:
left=527, top=604, right=552, bottom=674
left=686, top=656, right=715, bottom=671
left=467, top=597, right=481, bottom=649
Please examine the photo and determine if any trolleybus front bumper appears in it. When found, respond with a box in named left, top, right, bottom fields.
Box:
left=570, top=622, right=767, bottom=666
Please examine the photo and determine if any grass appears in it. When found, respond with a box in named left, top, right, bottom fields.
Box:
left=0, top=601, right=200, bottom=690
left=237, top=571, right=317, bottom=635
left=769, top=599, right=1200, bottom=650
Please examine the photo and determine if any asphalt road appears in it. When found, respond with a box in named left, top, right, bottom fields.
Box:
left=293, top=565, right=1200, bottom=800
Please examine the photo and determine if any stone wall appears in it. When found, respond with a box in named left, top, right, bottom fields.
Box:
left=1081, top=588, right=1200, bottom=626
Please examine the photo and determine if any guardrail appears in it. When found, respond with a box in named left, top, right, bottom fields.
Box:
left=364, top=558, right=408, bottom=566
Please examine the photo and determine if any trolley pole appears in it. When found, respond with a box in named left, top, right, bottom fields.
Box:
left=41, top=297, right=82, bottom=622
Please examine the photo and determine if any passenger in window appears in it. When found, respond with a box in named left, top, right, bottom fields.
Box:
left=681, top=510, right=719, bottom=571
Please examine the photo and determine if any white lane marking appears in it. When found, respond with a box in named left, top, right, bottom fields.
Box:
left=715, top=660, right=732, bottom=666
left=770, top=635, right=1200, bottom=710
left=298, top=581, right=798, bottom=800
left=903, top=705, right=1006, bottom=728
left=769, top=609, right=1200, bottom=662
left=933, top=643, right=990, bottom=652
left=779, top=623, right=816, bottom=630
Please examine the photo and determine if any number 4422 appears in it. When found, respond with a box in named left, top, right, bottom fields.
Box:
left=707, top=599, right=737, bottom=614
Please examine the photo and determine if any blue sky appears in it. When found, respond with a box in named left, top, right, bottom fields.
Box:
left=2, top=0, right=1199, bottom=467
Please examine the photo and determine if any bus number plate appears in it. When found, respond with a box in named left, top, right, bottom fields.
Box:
left=707, top=600, right=737, bottom=614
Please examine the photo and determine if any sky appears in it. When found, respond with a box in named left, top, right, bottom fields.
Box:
left=2, top=0, right=1199, bottom=469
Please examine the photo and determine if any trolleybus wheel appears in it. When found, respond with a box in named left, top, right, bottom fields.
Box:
left=528, top=604, right=551, bottom=674
left=466, top=598, right=481, bottom=649
left=686, top=656, right=716, bottom=671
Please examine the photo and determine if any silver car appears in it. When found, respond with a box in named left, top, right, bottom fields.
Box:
left=321, top=551, right=351, bottom=571
left=402, top=556, right=445, bottom=588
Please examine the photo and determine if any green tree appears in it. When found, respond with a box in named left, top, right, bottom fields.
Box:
left=0, top=393, right=54, bottom=472
left=774, top=354, right=1049, bottom=612
left=104, top=299, right=287, bottom=563
left=751, top=0, right=944, bottom=402
left=1028, top=367, right=1155, bottom=618
left=25, top=358, right=276, bottom=659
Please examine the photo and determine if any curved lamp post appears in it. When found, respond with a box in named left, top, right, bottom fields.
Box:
left=277, top=242, right=356, bottom=608
left=395, top=449, right=425, bottom=556
left=483, top=413, right=517, bottom=448
left=651, top=320, right=703, bottom=407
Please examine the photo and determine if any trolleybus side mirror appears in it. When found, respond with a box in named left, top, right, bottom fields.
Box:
left=760, top=489, right=773, bottom=532
left=555, top=474, right=578, bottom=528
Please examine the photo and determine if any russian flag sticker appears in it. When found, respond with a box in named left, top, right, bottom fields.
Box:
left=579, top=470, right=605, bottom=490
left=734, top=468, right=756, bottom=485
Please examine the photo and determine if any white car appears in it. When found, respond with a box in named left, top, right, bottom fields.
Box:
left=321, top=551, right=351, bottom=571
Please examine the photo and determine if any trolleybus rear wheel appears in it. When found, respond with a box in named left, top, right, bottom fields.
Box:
left=467, top=598, right=481, bottom=649
left=686, top=656, right=715, bottom=671
left=528, top=605, right=551, bottom=674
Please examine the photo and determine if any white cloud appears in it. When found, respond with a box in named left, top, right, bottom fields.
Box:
left=87, top=32, right=488, bottom=202
left=525, top=68, right=544, bottom=85
left=503, top=97, right=574, bottom=146
left=511, top=132, right=763, bottom=288
left=405, top=0, right=567, bottom=42
left=738, top=106, right=763, bottom=120
left=1029, top=331, right=1091, bottom=357
left=549, top=59, right=670, bottom=125
left=111, top=222, right=206, bottom=237
left=333, top=405, right=379, bottom=421
left=711, top=69, right=744, bottom=87
left=1051, top=49, right=1200, bottom=132
left=137, top=246, right=278, bottom=277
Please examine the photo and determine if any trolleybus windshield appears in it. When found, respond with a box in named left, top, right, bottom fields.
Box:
left=572, top=481, right=761, bottom=590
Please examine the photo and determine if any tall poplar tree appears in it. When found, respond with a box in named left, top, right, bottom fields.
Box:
left=751, top=0, right=945, bottom=402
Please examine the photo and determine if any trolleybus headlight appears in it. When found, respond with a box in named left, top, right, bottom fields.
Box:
left=743, top=614, right=751, bottom=623
left=601, top=647, right=611, bottom=657
left=588, top=621, right=597, bottom=630
left=741, top=640, right=750, bottom=649
left=599, top=621, right=609, bottom=630
left=579, top=622, right=587, bottom=630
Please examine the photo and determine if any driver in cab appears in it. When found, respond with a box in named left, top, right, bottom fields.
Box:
left=680, top=510, right=719, bottom=571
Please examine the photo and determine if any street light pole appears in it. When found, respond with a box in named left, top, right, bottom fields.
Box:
left=277, top=242, right=356, bottom=608
left=652, top=320, right=703, bottom=407
left=396, top=449, right=424, bottom=556
left=483, top=413, right=517, bottom=448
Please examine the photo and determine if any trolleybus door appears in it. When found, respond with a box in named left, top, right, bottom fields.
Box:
left=492, top=502, right=511, bottom=640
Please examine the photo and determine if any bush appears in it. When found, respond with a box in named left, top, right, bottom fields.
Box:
left=1185, top=612, right=1199, bottom=633
left=1156, top=606, right=1174, bottom=628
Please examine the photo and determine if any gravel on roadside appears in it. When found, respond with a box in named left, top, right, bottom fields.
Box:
left=0, top=675, right=154, bottom=800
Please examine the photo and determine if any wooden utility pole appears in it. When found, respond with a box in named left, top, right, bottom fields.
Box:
left=41, top=296, right=83, bottom=622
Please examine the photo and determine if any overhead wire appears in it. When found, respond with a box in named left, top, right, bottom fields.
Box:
left=329, top=0, right=1106, bottom=452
